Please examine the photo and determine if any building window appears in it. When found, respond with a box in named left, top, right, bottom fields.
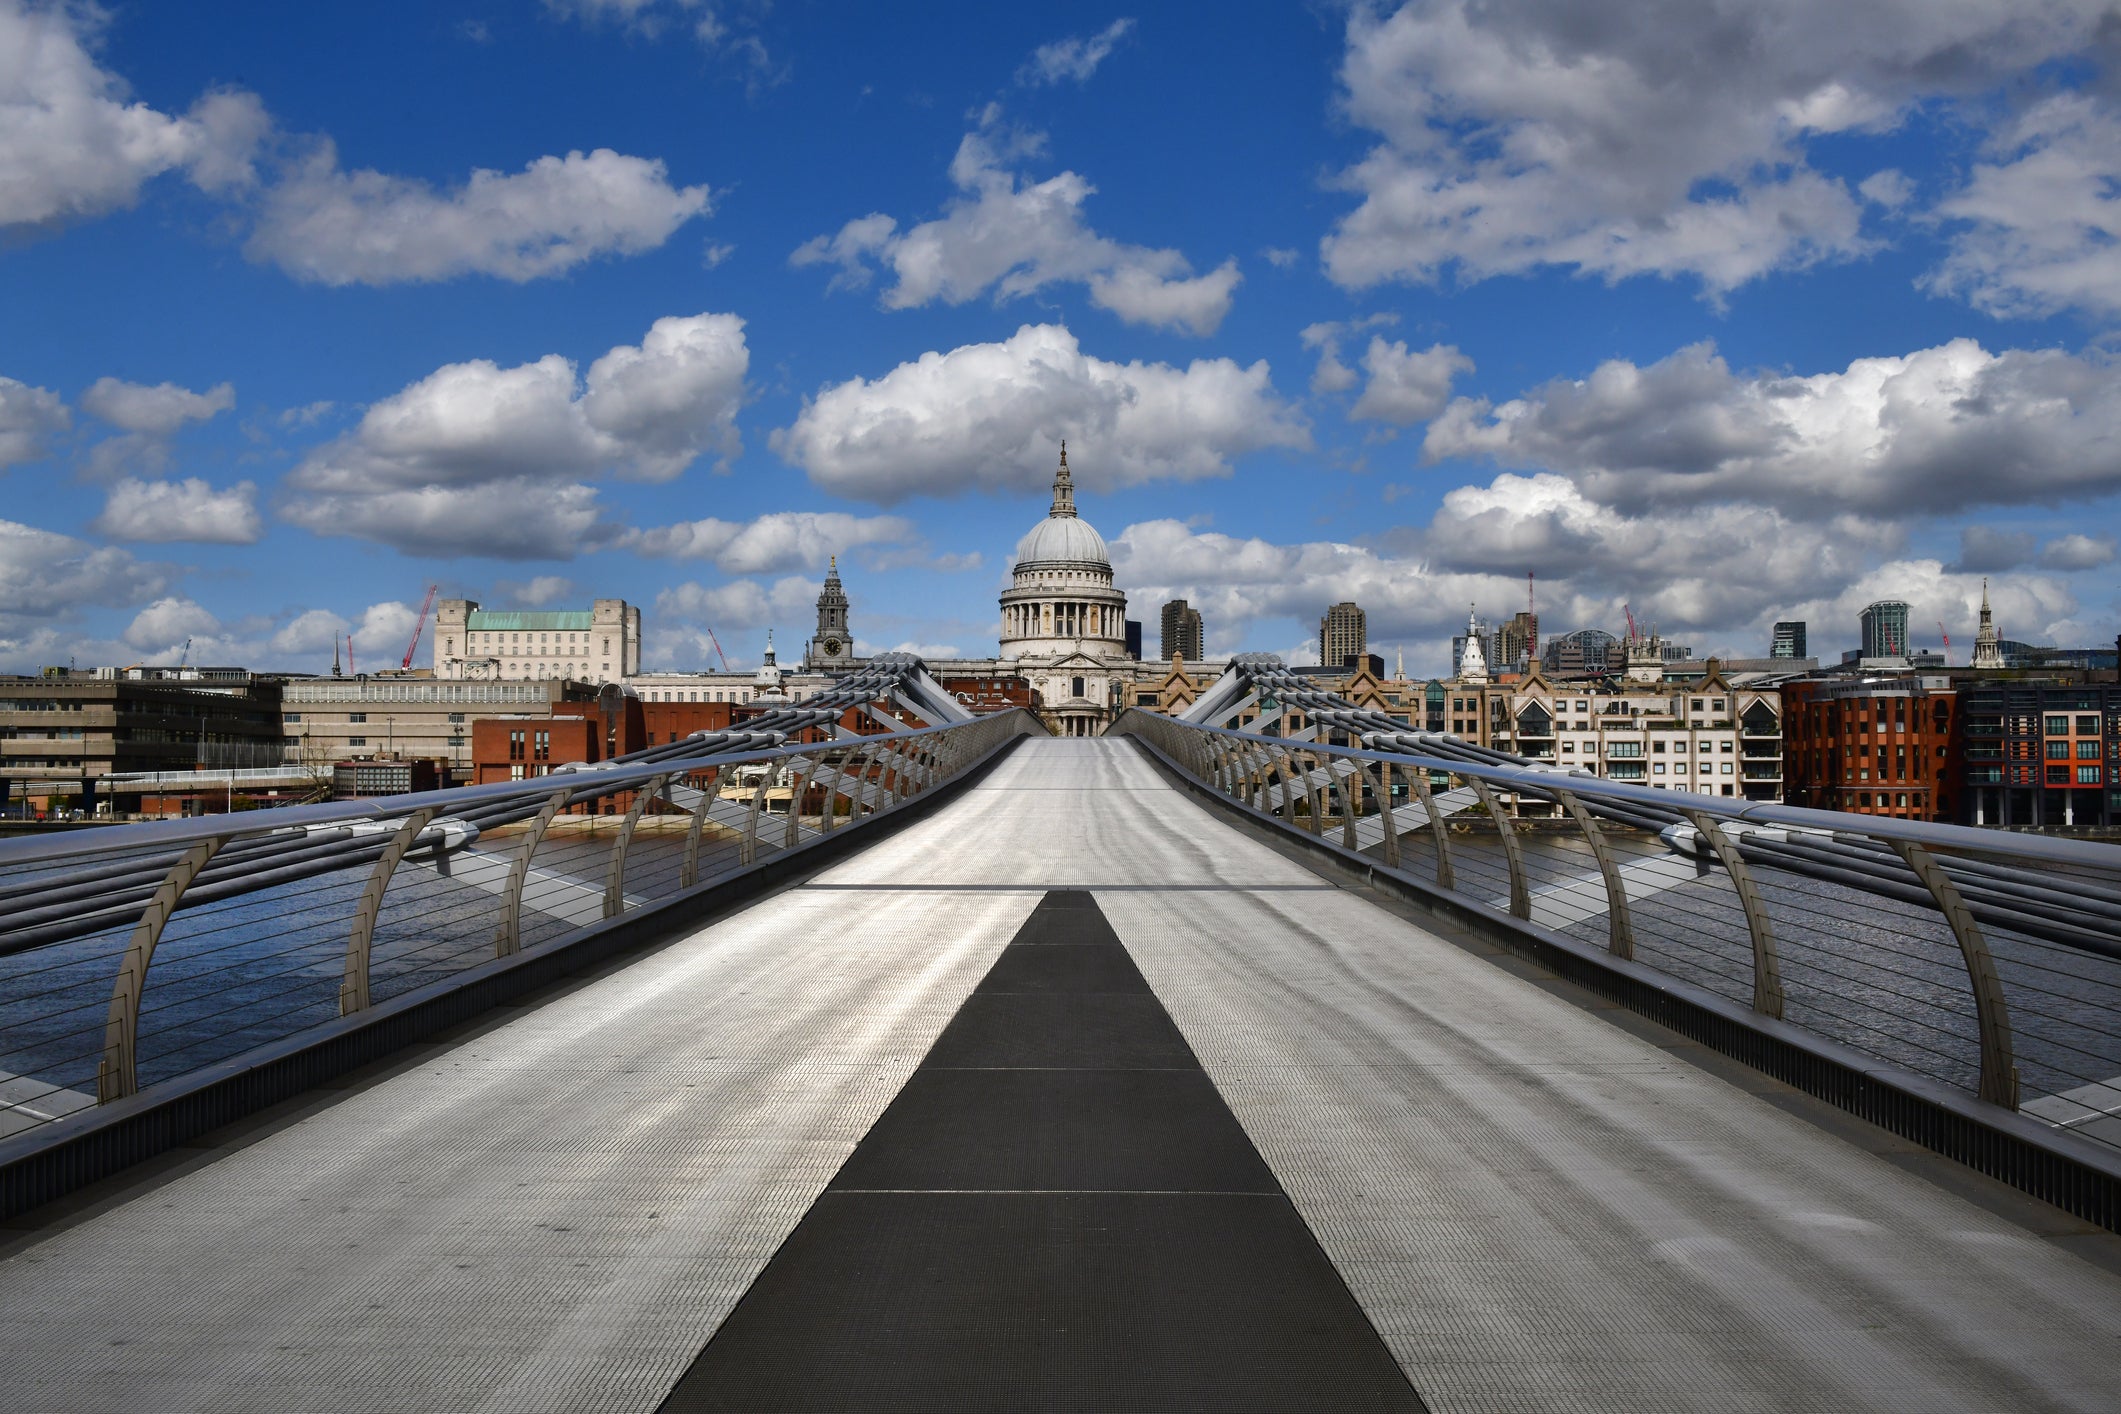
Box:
left=2045, top=715, right=2070, bottom=735
left=348, top=736, right=366, bottom=747
left=349, top=712, right=367, bottom=723
left=2079, top=740, right=2103, bottom=759
left=1654, top=763, right=1666, bottom=775
left=2080, top=766, right=2103, bottom=785
left=286, top=713, right=301, bottom=723
left=2046, top=740, right=2072, bottom=759
left=508, top=730, right=524, bottom=761
left=534, top=730, right=550, bottom=762
left=2047, top=765, right=2072, bottom=784
left=2078, top=715, right=2101, bottom=735
left=448, top=712, right=465, bottom=724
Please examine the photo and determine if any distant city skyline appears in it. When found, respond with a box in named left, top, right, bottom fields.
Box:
left=4, top=2, right=2119, bottom=681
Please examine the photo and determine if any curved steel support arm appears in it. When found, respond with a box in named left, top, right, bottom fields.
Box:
left=1411, top=766, right=1456, bottom=892
left=99, top=837, right=222, bottom=1103
left=784, top=754, right=819, bottom=848
left=1683, top=807, right=1785, bottom=1019
left=818, top=749, right=849, bottom=835
left=1552, top=787, right=1633, bottom=960
left=342, top=806, right=438, bottom=1015
left=1891, top=840, right=2019, bottom=1108
left=1468, top=777, right=1529, bottom=920
left=497, top=787, right=572, bottom=956
left=680, top=767, right=718, bottom=890
left=1358, top=758, right=1400, bottom=869
left=606, top=773, right=671, bottom=919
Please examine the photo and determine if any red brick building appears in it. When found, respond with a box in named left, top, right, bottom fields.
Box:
left=1781, top=676, right=1960, bottom=821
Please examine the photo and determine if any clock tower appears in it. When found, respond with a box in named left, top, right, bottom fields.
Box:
left=805, top=555, right=856, bottom=670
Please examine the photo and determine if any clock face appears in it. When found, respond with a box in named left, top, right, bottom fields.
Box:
left=822, top=637, right=843, bottom=656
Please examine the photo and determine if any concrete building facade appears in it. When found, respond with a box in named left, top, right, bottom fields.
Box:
left=433, top=599, right=640, bottom=683
left=1319, top=602, right=1366, bottom=671
left=1160, top=600, right=1204, bottom=664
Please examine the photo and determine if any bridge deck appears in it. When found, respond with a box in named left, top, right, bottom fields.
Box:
left=2, top=738, right=2119, bottom=1412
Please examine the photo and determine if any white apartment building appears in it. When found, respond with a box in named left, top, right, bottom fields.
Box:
left=432, top=599, right=640, bottom=683
left=1459, top=664, right=1784, bottom=803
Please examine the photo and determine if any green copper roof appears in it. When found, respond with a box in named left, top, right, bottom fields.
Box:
left=464, top=611, right=594, bottom=631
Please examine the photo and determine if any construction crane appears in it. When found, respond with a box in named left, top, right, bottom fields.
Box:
left=704, top=625, right=731, bottom=671
left=402, top=584, right=440, bottom=670
left=177, top=637, right=191, bottom=669
left=1623, top=603, right=1639, bottom=643
left=1938, top=620, right=1952, bottom=667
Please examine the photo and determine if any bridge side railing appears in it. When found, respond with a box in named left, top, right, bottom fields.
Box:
left=1111, top=710, right=2121, bottom=1154
left=0, top=710, right=1039, bottom=1142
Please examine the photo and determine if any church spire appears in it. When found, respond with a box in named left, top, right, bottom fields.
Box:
left=1971, top=576, right=2004, bottom=669
left=1050, top=441, right=1077, bottom=518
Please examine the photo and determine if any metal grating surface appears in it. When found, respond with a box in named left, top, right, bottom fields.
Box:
left=660, top=889, right=1423, bottom=1412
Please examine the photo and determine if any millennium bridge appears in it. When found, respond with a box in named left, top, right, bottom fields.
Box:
left=1, top=654, right=2118, bottom=1411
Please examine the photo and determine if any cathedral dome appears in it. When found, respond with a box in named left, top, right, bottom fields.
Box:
left=1015, top=514, right=1110, bottom=569
left=1011, top=442, right=1111, bottom=570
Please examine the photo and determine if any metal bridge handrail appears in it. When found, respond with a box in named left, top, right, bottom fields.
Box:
left=0, top=716, right=990, bottom=870
left=0, top=709, right=1041, bottom=1132
left=1112, top=707, right=2121, bottom=1134
left=1163, top=716, right=2121, bottom=872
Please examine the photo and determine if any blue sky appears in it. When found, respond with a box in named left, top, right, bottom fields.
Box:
left=4, top=0, right=2119, bottom=677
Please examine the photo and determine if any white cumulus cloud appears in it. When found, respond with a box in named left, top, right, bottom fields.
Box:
left=1424, top=337, right=2121, bottom=516
left=80, top=377, right=234, bottom=435
left=0, top=518, right=170, bottom=643
left=0, top=376, right=69, bottom=468
left=282, top=312, right=748, bottom=557
left=247, top=143, right=710, bottom=286
left=622, top=511, right=915, bottom=573
left=1349, top=337, right=1473, bottom=425
left=1321, top=0, right=2113, bottom=298
left=1928, top=94, right=2121, bottom=320
left=793, top=112, right=1241, bottom=335
left=0, top=0, right=267, bottom=235
left=771, top=323, right=1307, bottom=502
left=93, top=476, right=262, bottom=544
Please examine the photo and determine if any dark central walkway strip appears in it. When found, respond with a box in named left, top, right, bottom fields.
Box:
left=659, top=890, right=1426, bottom=1412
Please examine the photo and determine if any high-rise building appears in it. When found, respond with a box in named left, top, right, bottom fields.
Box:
left=1498, top=611, right=1538, bottom=672
left=1860, top=600, right=1910, bottom=660
left=1320, top=601, right=1367, bottom=670
left=1160, top=599, right=1204, bottom=662
left=1771, top=621, right=1807, bottom=659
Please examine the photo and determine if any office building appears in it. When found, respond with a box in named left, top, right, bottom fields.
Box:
left=1860, top=601, right=1910, bottom=661
left=1782, top=675, right=1959, bottom=821
left=1772, top=621, right=1807, bottom=659
left=1959, top=682, right=2119, bottom=828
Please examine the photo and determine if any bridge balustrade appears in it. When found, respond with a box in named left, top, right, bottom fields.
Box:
left=0, top=711, right=1038, bottom=1146
left=1111, top=709, right=2121, bottom=1157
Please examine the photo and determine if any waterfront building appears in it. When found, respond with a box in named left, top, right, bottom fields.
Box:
left=0, top=671, right=286, bottom=817
left=1959, top=681, right=2120, bottom=829
left=1781, top=674, right=1960, bottom=821
left=433, top=598, right=640, bottom=683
